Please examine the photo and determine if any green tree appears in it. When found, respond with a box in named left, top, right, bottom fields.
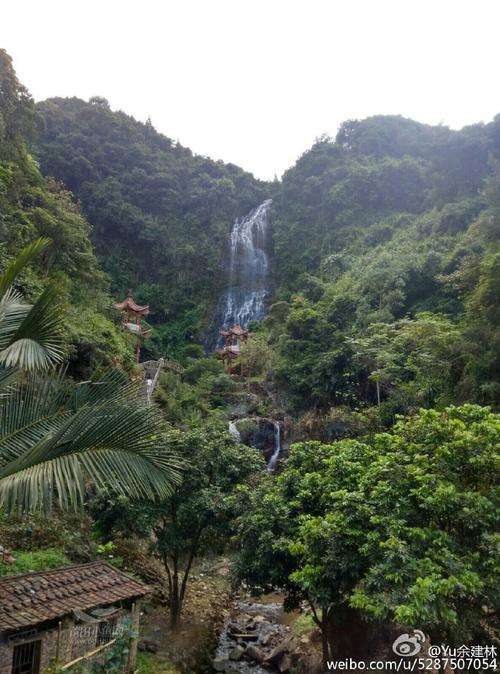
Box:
left=237, top=405, right=499, bottom=662
left=147, top=426, right=263, bottom=628
left=352, top=405, right=499, bottom=645
left=236, top=438, right=374, bottom=666
left=0, top=49, right=35, bottom=149
left=349, top=313, right=461, bottom=410
left=349, top=323, right=403, bottom=405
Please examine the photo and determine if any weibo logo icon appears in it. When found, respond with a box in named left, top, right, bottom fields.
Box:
left=392, top=630, right=426, bottom=657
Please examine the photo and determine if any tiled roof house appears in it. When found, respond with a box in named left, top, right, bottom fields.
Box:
left=0, top=562, right=149, bottom=674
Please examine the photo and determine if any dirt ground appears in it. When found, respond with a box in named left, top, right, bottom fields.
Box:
left=137, top=560, right=233, bottom=674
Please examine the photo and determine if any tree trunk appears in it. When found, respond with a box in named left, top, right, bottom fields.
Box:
left=321, top=624, right=331, bottom=670
left=312, top=605, right=334, bottom=670
left=170, top=593, right=181, bottom=629
left=169, top=554, right=181, bottom=629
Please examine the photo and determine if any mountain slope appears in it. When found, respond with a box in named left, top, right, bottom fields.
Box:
left=264, top=115, right=500, bottom=414
left=0, top=50, right=132, bottom=377
left=35, top=97, right=270, bottom=359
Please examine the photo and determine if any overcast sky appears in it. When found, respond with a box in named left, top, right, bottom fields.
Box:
left=3, top=0, right=499, bottom=180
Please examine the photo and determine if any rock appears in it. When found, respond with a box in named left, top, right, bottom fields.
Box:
left=227, top=621, right=244, bottom=638
left=259, top=629, right=275, bottom=646
left=265, top=636, right=295, bottom=667
left=225, top=666, right=242, bottom=674
left=229, top=644, right=246, bottom=661
left=236, top=612, right=252, bottom=623
left=278, top=652, right=296, bottom=673
left=245, top=644, right=265, bottom=664
left=212, top=656, right=228, bottom=672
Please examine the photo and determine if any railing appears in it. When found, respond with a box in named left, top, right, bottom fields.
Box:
left=61, top=638, right=117, bottom=670
left=139, top=357, right=184, bottom=403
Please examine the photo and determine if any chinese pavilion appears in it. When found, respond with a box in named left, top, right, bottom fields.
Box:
left=113, top=296, right=151, bottom=362
left=216, top=324, right=249, bottom=373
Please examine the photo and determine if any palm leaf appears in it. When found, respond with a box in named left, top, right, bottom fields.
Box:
left=0, top=238, right=50, bottom=297
left=0, top=288, right=30, bottom=348
left=0, top=370, right=181, bottom=513
left=0, top=284, right=65, bottom=370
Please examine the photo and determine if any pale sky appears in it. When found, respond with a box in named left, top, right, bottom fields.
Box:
left=2, top=0, right=499, bottom=180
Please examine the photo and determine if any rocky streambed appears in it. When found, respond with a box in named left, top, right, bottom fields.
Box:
left=212, top=594, right=294, bottom=673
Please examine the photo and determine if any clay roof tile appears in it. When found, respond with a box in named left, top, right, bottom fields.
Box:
left=0, top=562, right=149, bottom=632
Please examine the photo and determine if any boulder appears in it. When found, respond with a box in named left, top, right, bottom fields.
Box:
left=259, top=629, right=276, bottom=647
left=227, top=621, right=244, bottom=637
left=212, top=656, right=228, bottom=672
left=265, top=636, right=295, bottom=667
left=278, top=652, right=297, bottom=673
left=245, top=644, right=265, bottom=664
left=229, top=644, right=246, bottom=661
left=231, top=417, right=279, bottom=463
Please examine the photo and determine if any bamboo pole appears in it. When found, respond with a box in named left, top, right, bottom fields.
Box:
left=127, top=601, right=140, bottom=674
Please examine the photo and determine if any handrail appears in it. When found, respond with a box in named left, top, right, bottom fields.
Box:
left=61, top=637, right=117, bottom=670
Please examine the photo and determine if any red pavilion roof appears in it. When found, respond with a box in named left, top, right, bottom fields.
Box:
left=113, top=296, right=150, bottom=315
left=219, top=324, right=248, bottom=337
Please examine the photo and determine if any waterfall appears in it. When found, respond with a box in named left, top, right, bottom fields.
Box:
left=220, top=199, right=273, bottom=333
left=229, top=417, right=282, bottom=473
left=228, top=420, right=241, bottom=441
left=267, top=421, right=281, bottom=473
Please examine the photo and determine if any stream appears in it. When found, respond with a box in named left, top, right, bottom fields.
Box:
left=212, top=594, right=291, bottom=673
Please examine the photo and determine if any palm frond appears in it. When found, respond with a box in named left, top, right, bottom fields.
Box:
left=0, top=284, right=65, bottom=370
left=72, top=369, right=139, bottom=409
left=0, top=238, right=50, bottom=297
left=0, top=367, right=19, bottom=399
left=0, top=288, right=30, bottom=348
left=0, top=370, right=182, bottom=513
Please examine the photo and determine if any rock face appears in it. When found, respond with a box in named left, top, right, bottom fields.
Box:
left=230, top=417, right=279, bottom=464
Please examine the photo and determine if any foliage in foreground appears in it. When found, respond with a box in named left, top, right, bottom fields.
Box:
left=0, top=369, right=181, bottom=513
left=0, top=242, right=180, bottom=513
left=236, top=404, right=500, bottom=664
left=93, top=425, right=264, bottom=627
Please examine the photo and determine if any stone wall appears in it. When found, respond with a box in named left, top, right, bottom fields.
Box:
left=0, top=609, right=129, bottom=673
left=0, top=626, right=60, bottom=674
left=0, top=640, right=12, bottom=674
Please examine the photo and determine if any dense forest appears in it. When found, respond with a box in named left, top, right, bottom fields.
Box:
left=266, top=115, right=500, bottom=418
left=0, top=47, right=498, bottom=674
left=34, top=96, right=270, bottom=359
left=32, top=94, right=500, bottom=416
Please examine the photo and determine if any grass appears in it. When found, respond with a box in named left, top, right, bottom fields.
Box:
left=292, top=613, right=317, bottom=636
left=136, top=652, right=182, bottom=674
left=0, top=548, right=70, bottom=577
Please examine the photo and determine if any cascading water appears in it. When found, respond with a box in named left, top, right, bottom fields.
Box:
left=228, top=417, right=282, bottom=473
left=267, top=421, right=281, bottom=473
left=228, top=420, right=241, bottom=441
left=219, top=199, right=273, bottom=335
